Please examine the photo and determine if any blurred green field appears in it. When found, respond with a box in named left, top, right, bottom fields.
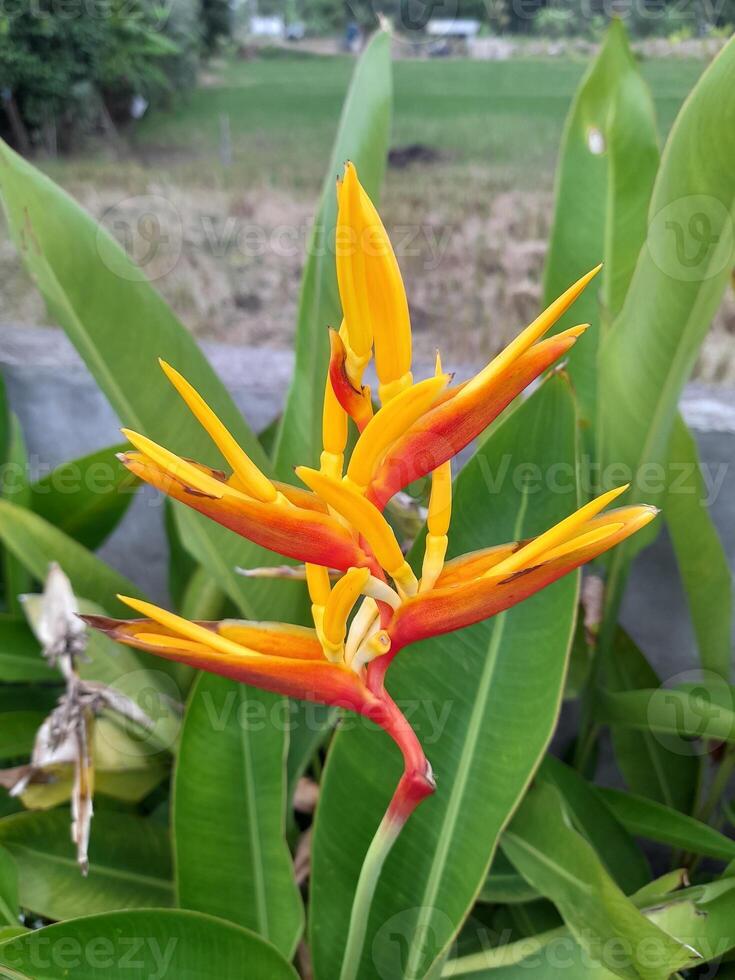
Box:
left=126, top=52, right=705, bottom=191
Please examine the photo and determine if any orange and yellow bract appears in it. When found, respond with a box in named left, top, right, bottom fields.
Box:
left=86, top=161, right=656, bottom=804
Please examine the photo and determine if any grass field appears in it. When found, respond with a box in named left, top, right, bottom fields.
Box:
left=116, top=52, right=706, bottom=192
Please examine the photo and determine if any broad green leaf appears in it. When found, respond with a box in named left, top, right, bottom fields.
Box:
left=0, top=618, right=56, bottom=683
left=0, top=846, right=17, bottom=927
left=0, top=810, right=172, bottom=920
left=599, top=36, right=735, bottom=522
left=1, top=415, right=32, bottom=615
left=539, top=756, right=649, bottom=893
left=605, top=630, right=699, bottom=813
left=543, top=18, right=658, bottom=429
left=272, top=28, right=391, bottom=475
left=0, top=500, right=141, bottom=617
left=501, top=782, right=691, bottom=980
left=311, top=376, right=580, bottom=980
left=29, top=444, right=138, bottom=551
left=665, top=416, right=733, bottom=680
left=174, top=672, right=303, bottom=958
left=597, top=787, right=735, bottom=862
left=0, top=909, right=299, bottom=979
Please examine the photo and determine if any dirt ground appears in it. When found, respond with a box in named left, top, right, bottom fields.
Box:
left=1, top=162, right=733, bottom=381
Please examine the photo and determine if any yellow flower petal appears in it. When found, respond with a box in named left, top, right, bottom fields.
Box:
left=121, top=429, right=226, bottom=498
left=159, top=359, right=276, bottom=503
left=347, top=374, right=449, bottom=490
left=295, top=466, right=417, bottom=595
left=486, top=484, right=629, bottom=580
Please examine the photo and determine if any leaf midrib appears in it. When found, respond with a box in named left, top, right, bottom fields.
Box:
left=3, top=843, right=171, bottom=895
left=237, top=686, right=270, bottom=940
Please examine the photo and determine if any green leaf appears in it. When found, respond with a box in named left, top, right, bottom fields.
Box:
left=538, top=756, right=649, bottom=893
left=173, top=672, right=303, bottom=958
left=0, top=846, right=18, bottom=927
left=0, top=909, right=299, bottom=979
left=543, top=18, right=658, bottom=429
left=605, top=629, right=699, bottom=813
left=272, top=28, right=391, bottom=476
left=0, top=810, right=172, bottom=920
left=0, top=618, right=57, bottom=683
left=599, top=36, right=735, bottom=520
left=311, top=376, right=580, bottom=980
left=1, top=415, right=32, bottom=615
left=665, top=416, right=733, bottom=680
left=479, top=851, right=540, bottom=906
left=29, top=444, right=138, bottom=551
left=501, top=782, right=691, bottom=980
left=0, top=712, right=46, bottom=760
left=0, top=500, right=142, bottom=617
left=598, top=684, right=735, bottom=743
left=597, top=787, right=735, bottom=862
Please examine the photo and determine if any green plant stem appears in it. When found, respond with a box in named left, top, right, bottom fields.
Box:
left=574, top=552, right=629, bottom=771
left=338, top=807, right=404, bottom=980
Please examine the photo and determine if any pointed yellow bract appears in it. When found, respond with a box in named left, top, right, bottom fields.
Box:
left=322, top=566, right=371, bottom=659
left=487, top=484, right=629, bottom=580
left=347, top=374, right=449, bottom=489
left=337, top=162, right=413, bottom=402
left=295, top=466, right=418, bottom=597
left=121, top=430, right=226, bottom=499
left=159, top=360, right=277, bottom=503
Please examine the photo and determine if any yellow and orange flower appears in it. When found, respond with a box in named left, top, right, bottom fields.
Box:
left=85, top=161, right=656, bottom=810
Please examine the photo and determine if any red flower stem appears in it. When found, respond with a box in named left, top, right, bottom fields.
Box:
left=339, top=683, right=434, bottom=980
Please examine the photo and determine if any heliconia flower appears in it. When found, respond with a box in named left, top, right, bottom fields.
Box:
left=95, top=161, right=656, bottom=827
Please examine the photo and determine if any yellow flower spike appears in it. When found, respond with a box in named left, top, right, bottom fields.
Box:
left=355, top=179, right=413, bottom=402
left=321, top=372, right=348, bottom=479
left=305, top=562, right=332, bottom=649
left=158, top=360, right=277, bottom=504
left=486, top=484, right=630, bottom=580
left=540, top=523, right=625, bottom=565
left=346, top=374, right=450, bottom=491
left=116, top=595, right=259, bottom=660
left=336, top=167, right=373, bottom=364
left=420, top=460, right=452, bottom=593
left=295, top=466, right=418, bottom=597
left=322, top=566, right=371, bottom=661
left=120, top=429, right=226, bottom=498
